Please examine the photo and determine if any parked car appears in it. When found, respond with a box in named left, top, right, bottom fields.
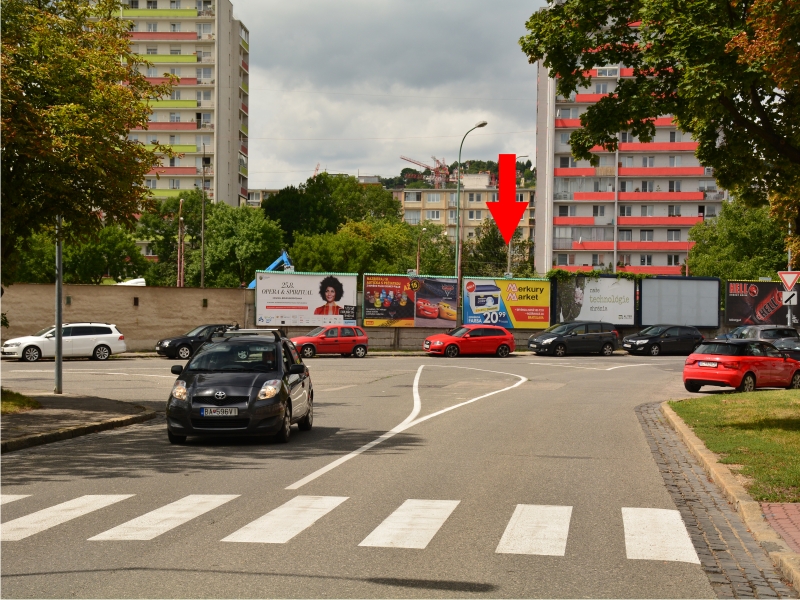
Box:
left=528, top=321, right=618, bottom=357
left=737, top=325, right=799, bottom=343
left=156, top=324, right=232, bottom=360
left=423, top=324, right=515, bottom=357
left=291, top=325, right=369, bottom=358
left=1, top=323, right=126, bottom=362
left=683, top=340, right=800, bottom=392
left=717, top=326, right=747, bottom=340
left=622, top=325, right=704, bottom=356
left=166, top=330, right=313, bottom=444
left=773, top=337, right=800, bottom=361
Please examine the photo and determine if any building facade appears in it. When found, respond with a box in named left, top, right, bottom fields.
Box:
left=125, top=0, right=249, bottom=207
left=534, top=64, right=725, bottom=275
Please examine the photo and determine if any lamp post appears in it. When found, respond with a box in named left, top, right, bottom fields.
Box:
left=201, top=143, right=206, bottom=289
left=416, top=227, right=427, bottom=275
left=506, top=154, right=529, bottom=277
left=54, top=215, right=63, bottom=394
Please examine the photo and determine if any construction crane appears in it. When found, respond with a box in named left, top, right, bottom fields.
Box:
left=313, top=163, right=320, bottom=177
left=400, top=156, right=450, bottom=189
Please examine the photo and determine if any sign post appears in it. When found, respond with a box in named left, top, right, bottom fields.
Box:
left=778, top=271, right=800, bottom=326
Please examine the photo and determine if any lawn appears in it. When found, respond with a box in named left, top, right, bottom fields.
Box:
left=1, top=388, right=41, bottom=415
left=670, top=390, right=800, bottom=503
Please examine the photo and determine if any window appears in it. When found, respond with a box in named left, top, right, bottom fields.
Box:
left=197, top=23, right=212, bottom=35
left=169, top=112, right=180, bottom=122
left=170, top=0, right=180, bottom=7
left=468, top=210, right=482, bottom=220
left=559, top=156, right=577, bottom=168
left=620, top=254, right=631, bottom=266
left=641, top=205, right=654, bottom=216
left=619, top=181, right=630, bottom=192
left=619, top=205, right=632, bottom=217
left=169, top=67, right=180, bottom=76
left=620, top=131, right=635, bottom=143
left=669, top=131, right=681, bottom=142
left=488, top=193, right=497, bottom=202
left=170, top=22, right=181, bottom=32
left=146, top=22, right=158, bottom=32
left=468, top=193, right=482, bottom=203
left=623, top=156, right=633, bottom=167
left=640, top=180, right=654, bottom=192
left=128, top=133, right=139, bottom=142
left=426, top=210, right=440, bottom=221
left=129, top=0, right=139, bottom=7
left=668, top=205, right=681, bottom=216
left=668, top=180, right=682, bottom=192
left=706, top=205, right=717, bottom=217
left=558, top=108, right=573, bottom=119
left=146, top=0, right=157, bottom=8
left=404, top=210, right=420, bottom=225
left=619, top=230, right=632, bottom=241
left=667, top=229, right=681, bottom=241
left=558, top=205, right=577, bottom=217
left=170, top=47, right=181, bottom=55
left=640, top=230, right=654, bottom=241
left=592, top=205, right=605, bottom=217
left=667, top=254, right=681, bottom=266
left=145, top=179, right=156, bottom=189
left=146, top=47, right=158, bottom=55
left=197, top=67, right=213, bottom=79
left=597, top=67, right=618, bottom=77
left=448, top=192, right=457, bottom=206
left=554, top=227, right=572, bottom=239
left=557, top=254, right=568, bottom=266
left=169, top=156, right=180, bottom=167
left=640, top=254, right=653, bottom=265
left=341, top=327, right=355, bottom=338
left=560, top=133, right=570, bottom=144
left=699, top=179, right=717, bottom=192
left=169, top=135, right=179, bottom=144
left=568, top=254, right=575, bottom=265
left=170, top=90, right=181, bottom=100
left=641, top=156, right=654, bottom=167
left=404, top=192, right=421, bottom=203
left=516, top=192, right=525, bottom=202
left=196, top=90, right=211, bottom=101
left=427, top=193, right=441, bottom=203
left=448, top=209, right=456, bottom=222
left=169, top=179, right=181, bottom=189
left=669, top=156, right=681, bottom=167
left=146, top=67, right=158, bottom=77
left=591, top=254, right=605, bottom=266
left=595, top=83, right=608, bottom=94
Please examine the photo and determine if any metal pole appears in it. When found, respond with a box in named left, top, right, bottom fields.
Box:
left=201, top=143, right=206, bottom=288
left=54, top=215, right=63, bottom=394
left=507, top=239, right=512, bottom=275
left=789, top=221, right=793, bottom=326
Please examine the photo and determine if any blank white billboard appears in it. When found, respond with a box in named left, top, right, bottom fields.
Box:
left=641, top=278, right=719, bottom=327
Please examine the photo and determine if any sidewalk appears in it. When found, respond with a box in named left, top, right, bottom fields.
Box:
left=1, top=394, right=157, bottom=453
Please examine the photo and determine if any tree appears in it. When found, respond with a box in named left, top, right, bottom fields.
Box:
left=329, top=176, right=402, bottom=223
left=1, top=0, right=173, bottom=284
left=261, top=174, right=341, bottom=246
left=687, top=198, right=787, bottom=281
left=13, top=233, right=56, bottom=284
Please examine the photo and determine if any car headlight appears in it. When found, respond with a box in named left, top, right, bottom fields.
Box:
left=171, top=380, right=187, bottom=401
left=432, top=340, right=443, bottom=346
left=258, top=379, right=282, bottom=400
left=162, top=340, right=170, bottom=346
left=541, top=338, right=554, bottom=345
left=635, top=339, right=648, bottom=345
left=4, top=342, right=21, bottom=347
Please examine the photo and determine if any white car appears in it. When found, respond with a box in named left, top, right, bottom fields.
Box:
left=1, top=323, right=127, bottom=362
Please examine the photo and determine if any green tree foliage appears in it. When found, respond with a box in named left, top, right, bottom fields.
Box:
left=1, top=0, right=173, bottom=284
left=462, top=220, right=533, bottom=277
left=687, top=199, right=787, bottom=281
left=329, top=176, right=402, bottom=223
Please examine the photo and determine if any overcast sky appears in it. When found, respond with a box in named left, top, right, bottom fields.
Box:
left=231, top=0, right=547, bottom=190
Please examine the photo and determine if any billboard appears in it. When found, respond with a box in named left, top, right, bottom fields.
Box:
left=554, top=275, right=635, bottom=325
left=462, top=278, right=550, bottom=329
left=641, top=278, right=720, bottom=327
left=255, top=271, right=358, bottom=327
left=363, top=274, right=458, bottom=327
left=725, top=280, right=798, bottom=326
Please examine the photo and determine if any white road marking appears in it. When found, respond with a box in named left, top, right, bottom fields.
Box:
left=622, top=507, right=700, bottom=563
left=529, top=362, right=653, bottom=371
left=1, top=495, right=133, bottom=541
left=9, top=369, right=174, bottom=378
left=495, top=504, right=573, bottom=556
left=222, top=495, right=348, bottom=544
left=89, top=495, right=239, bottom=541
left=315, top=385, right=357, bottom=392
left=359, top=499, right=460, bottom=549
left=0, top=495, right=30, bottom=506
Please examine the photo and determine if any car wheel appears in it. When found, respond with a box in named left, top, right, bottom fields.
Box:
left=177, top=345, right=192, bottom=360
left=275, top=405, right=291, bottom=443
left=298, top=397, right=313, bottom=431
left=167, top=430, right=186, bottom=444
left=684, top=381, right=701, bottom=393
left=737, top=372, right=756, bottom=393
left=353, top=345, right=367, bottom=358
left=22, top=346, right=41, bottom=362
left=444, top=344, right=459, bottom=358
left=649, top=344, right=661, bottom=356
left=601, top=342, right=614, bottom=356
left=496, top=344, right=510, bottom=358
left=787, top=371, right=800, bottom=390
left=92, top=345, right=111, bottom=361
left=554, top=343, right=567, bottom=357
left=301, top=345, right=316, bottom=359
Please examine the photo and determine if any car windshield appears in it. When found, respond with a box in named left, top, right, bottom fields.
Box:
left=306, top=327, right=325, bottom=336
left=729, top=326, right=747, bottom=338
left=694, top=343, right=742, bottom=356
left=184, top=325, right=209, bottom=337
left=639, top=326, right=668, bottom=335
left=543, top=323, right=573, bottom=335
left=448, top=327, right=470, bottom=338
left=186, top=342, right=280, bottom=372
left=33, top=327, right=54, bottom=337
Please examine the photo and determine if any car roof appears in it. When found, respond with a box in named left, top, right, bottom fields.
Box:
left=746, top=325, right=795, bottom=329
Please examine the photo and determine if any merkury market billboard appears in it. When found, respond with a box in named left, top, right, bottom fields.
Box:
left=255, top=271, right=358, bottom=327
left=462, top=278, right=550, bottom=329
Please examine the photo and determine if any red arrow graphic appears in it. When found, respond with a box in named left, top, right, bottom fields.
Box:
left=487, top=153, right=528, bottom=244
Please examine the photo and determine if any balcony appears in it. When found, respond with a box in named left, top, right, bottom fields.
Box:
left=617, top=216, right=703, bottom=226
left=618, top=167, right=705, bottom=176
left=574, top=93, right=610, bottom=103
left=143, top=144, right=196, bottom=152
left=572, top=241, right=614, bottom=250
left=595, top=166, right=615, bottom=177
left=619, top=142, right=699, bottom=152
left=148, top=166, right=196, bottom=175
left=553, top=217, right=594, bottom=225
left=145, top=77, right=198, bottom=85
left=240, top=143, right=248, bottom=156
left=241, top=59, right=249, bottom=72
left=137, top=54, right=197, bottom=63
left=240, top=37, right=249, bottom=52
left=122, top=8, right=197, bottom=17
left=554, top=168, right=595, bottom=177
left=150, top=99, right=197, bottom=108
left=239, top=123, right=248, bottom=135
left=239, top=164, right=248, bottom=176
left=196, top=79, right=215, bottom=86
left=199, top=56, right=215, bottom=63
left=197, top=167, right=214, bottom=175
left=553, top=238, right=573, bottom=250
left=196, top=100, right=215, bottom=107
left=553, top=192, right=573, bottom=200
left=197, top=9, right=216, bottom=17
left=573, top=192, right=614, bottom=201
left=241, top=103, right=248, bottom=114
left=130, top=32, right=198, bottom=41
left=147, top=189, right=185, bottom=198
left=240, top=81, right=249, bottom=93
left=703, top=191, right=726, bottom=200
left=448, top=218, right=458, bottom=225
left=199, top=33, right=215, bottom=40
left=133, top=121, right=197, bottom=131
left=619, top=191, right=703, bottom=201
left=555, top=119, right=581, bottom=129
left=618, top=241, right=696, bottom=251
left=618, top=265, right=683, bottom=275
left=240, top=187, right=248, bottom=197
left=197, top=122, right=214, bottom=130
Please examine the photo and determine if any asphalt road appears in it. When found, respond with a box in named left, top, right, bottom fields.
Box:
left=1, top=352, right=719, bottom=598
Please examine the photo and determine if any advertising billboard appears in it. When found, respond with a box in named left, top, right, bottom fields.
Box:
left=363, top=274, right=458, bottom=327
left=462, top=278, right=550, bottom=329
left=554, top=275, right=635, bottom=325
left=641, top=278, right=720, bottom=327
left=255, top=271, right=358, bottom=327
left=725, top=280, right=798, bottom=326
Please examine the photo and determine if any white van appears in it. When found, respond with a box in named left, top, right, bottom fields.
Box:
left=1, top=323, right=127, bottom=362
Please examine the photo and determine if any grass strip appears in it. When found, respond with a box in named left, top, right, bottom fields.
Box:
left=1, top=388, right=41, bottom=415
left=670, top=390, right=800, bottom=502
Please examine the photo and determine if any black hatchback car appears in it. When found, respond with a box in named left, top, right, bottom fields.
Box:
left=622, top=325, right=704, bottom=356
left=156, top=324, right=233, bottom=360
left=166, top=332, right=313, bottom=444
left=528, top=321, right=619, bottom=357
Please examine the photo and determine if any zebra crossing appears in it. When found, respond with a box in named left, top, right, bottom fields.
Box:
left=0, top=493, right=700, bottom=563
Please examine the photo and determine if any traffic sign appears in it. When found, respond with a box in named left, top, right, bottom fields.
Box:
left=778, top=271, right=800, bottom=291
left=783, top=291, right=798, bottom=306
left=486, top=154, right=528, bottom=245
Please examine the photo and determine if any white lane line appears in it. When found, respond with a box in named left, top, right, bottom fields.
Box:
left=622, top=507, right=700, bottom=563
left=89, top=495, right=239, bottom=541
left=9, top=370, right=174, bottom=378
left=315, top=385, right=357, bottom=392
left=0, top=495, right=31, bottom=506
left=495, top=504, right=573, bottom=556
left=1, top=495, right=134, bottom=541
left=286, top=365, right=525, bottom=490
left=359, top=499, right=460, bottom=549
left=222, top=496, right=348, bottom=544
left=529, top=362, right=652, bottom=371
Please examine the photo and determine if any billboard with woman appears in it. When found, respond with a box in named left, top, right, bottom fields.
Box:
left=255, top=271, right=358, bottom=327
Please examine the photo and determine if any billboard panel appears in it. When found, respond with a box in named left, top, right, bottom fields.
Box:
left=641, top=278, right=720, bottom=327
left=255, top=272, right=358, bottom=327
left=725, top=280, right=798, bottom=326
left=363, top=274, right=459, bottom=327
left=554, top=275, right=635, bottom=325
left=462, top=278, right=550, bottom=328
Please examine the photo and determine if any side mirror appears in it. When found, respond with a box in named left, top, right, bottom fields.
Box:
left=171, top=365, right=183, bottom=375
left=569, top=331, right=577, bottom=337
left=289, top=363, right=305, bottom=375
left=464, top=334, right=471, bottom=338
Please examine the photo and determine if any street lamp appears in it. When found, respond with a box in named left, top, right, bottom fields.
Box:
left=416, top=227, right=427, bottom=275
left=506, top=154, right=529, bottom=277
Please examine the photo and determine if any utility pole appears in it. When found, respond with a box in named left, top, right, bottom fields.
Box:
left=177, top=199, right=185, bottom=287
left=789, top=220, right=793, bottom=326
left=201, top=143, right=206, bottom=288
left=54, top=215, right=63, bottom=394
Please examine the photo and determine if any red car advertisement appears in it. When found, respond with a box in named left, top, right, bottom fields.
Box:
left=363, top=274, right=459, bottom=327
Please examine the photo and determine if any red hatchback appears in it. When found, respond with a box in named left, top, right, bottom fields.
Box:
left=684, top=340, right=800, bottom=392
left=423, top=324, right=515, bottom=358
left=291, top=325, right=369, bottom=359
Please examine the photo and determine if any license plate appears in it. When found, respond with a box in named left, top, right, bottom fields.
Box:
left=623, top=343, right=631, bottom=348
left=200, top=407, right=238, bottom=416
left=424, top=342, right=430, bottom=349
left=698, top=361, right=718, bottom=368
left=529, top=343, right=538, bottom=348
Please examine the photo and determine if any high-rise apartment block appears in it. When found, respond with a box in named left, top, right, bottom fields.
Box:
left=534, top=65, right=725, bottom=274
left=124, top=0, right=249, bottom=206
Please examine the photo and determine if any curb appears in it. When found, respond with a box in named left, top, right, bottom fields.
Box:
left=0, top=408, right=158, bottom=454
left=661, top=401, right=800, bottom=587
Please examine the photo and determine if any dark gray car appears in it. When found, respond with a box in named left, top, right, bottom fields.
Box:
left=622, top=325, right=704, bottom=356
left=528, top=321, right=618, bottom=357
left=738, top=325, right=799, bottom=344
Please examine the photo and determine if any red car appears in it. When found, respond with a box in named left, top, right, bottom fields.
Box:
left=291, top=325, right=369, bottom=358
left=423, top=324, right=515, bottom=358
left=683, top=340, right=800, bottom=392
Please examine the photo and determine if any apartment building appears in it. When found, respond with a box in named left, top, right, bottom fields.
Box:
left=125, top=0, right=249, bottom=207
left=246, top=189, right=279, bottom=208
left=534, top=65, right=725, bottom=275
